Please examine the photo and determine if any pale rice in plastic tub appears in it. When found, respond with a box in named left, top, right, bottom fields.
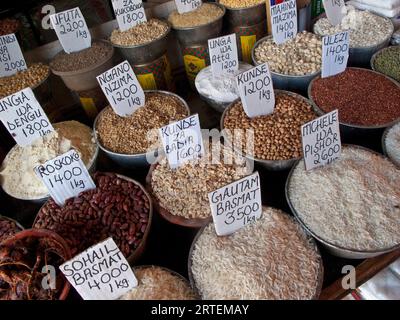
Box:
left=385, top=122, right=400, bottom=167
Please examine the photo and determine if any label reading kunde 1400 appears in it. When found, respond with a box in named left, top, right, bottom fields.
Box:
left=322, top=31, right=349, bottom=78
left=208, top=33, right=239, bottom=76
left=270, top=0, right=298, bottom=45
left=0, top=33, right=27, bottom=77
left=0, top=88, right=54, bottom=147
left=112, top=0, right=147, bottom=32
left=209, top=172, right=262, bottom=236
left=301, top=110, right=341, bottom=170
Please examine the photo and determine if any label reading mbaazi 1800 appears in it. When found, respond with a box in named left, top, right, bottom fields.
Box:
left=322, top=0, right=346, bottom=26
left=209, top=172, right=262, bottom=236
left=0, top=33, right=27, bottom=77
left=322, top=31, right=349, bottom=78
left=0, top=88, right=54, bottom=146
left=50, top=7, right=91, bottom=53
left=174, top=0, right=202, bottom=14
left=60, top=238, right=138, bottom=300
left=112, top=0, right=147, bottom=32
left=208, top=33, right=239, bottom=76
left=270, top=0, right=298, bottom=45
left=301, top=110, right=341, bottom=170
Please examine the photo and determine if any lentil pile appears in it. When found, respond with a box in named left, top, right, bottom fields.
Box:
left=310, top=68, right=400, bottom=127
left=168, top=3, right=224, bottom=28
left=373, top=46, right=400, bottom=83
left=254, top=31, right=322, bottom=76
left=0, top=121, right=97, bottom=200
left=385, top=122, right=400, bottom=167
left=0, top=63, right=49, bottom=99
left=223, top=92, right=317, bottom=160
left=110, top=19, right=169, bottom=46
left=96, top=92, right=188, bottom=154
left=120, top=266, right=197, bottom=300
left=150, top=142, right=251, bottom=219
left=314, top=5, right=393, bottom=47
left=0, top=18, right=20, bottom=35
left=191, top=207, right=322, bottom=300
left=288, top=146, right=400, bottom=252
left=220, top=0, right=264, bottom=9
left=0, top=217, right=23, bottom=243
left=50, top=41, right=112, bottom=72
left=34, top=172, right=151, bottom=257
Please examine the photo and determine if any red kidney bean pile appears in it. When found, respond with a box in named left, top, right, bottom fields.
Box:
left=0, top=217, right=22, bottom=243
left=310, top=68, right=400, bottom=126
left=33, top=172, right=151, bottom=257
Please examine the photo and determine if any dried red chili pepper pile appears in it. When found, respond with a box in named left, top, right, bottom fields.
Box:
left=311, top=68, right=400, bottom=126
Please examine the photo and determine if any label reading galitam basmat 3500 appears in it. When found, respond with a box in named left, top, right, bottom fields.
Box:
left=209, top=172, right=262, bottom=236
left=50, top=7, right=91, bottom=54
left=322, top=0, right=346, bottom=26
left=111, top=0, right=147, bottom=32
left=321, top=31, right=349, bottom=78
left=270, top=0, right=298, bottom=45
left=0, top=88, right=54, bottom=147
left=0, top=33, right=27, bottom=77
left=60, top=237, right=138, bottom=300
left=174, top=0, right=202, bottom=14
left=208, top=33, right=239, bottom=77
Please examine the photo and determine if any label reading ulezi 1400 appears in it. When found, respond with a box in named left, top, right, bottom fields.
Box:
left=97, top=60, right=145, bottom=117
left=0, top=33, right=27, bottom=77
left=35, top=149, right=96, bottom=206
left=50, top=7, right=91, bottom=53
left=322, top=31, right=349, bottom=78
left=60, top=238, right=138, bottom=300
left=209, top=172, right=262, bottom=236
left=270, top=0, right=298, bottom=45
left=237, top=63, right=275, bottom=118
left=208, top=34, right=239, bottom=76
left=0, top=88, right=54, bottom=146
left=112, top=0, right=147, bottom=32
left=301, top=110, right=341, bottom=170
left=322, top=0, right=346, bottom=26
left=175, top=0, right=202, bottom=14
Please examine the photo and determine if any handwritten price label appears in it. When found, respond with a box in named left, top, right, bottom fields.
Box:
left=0, top=33, right=27, bottom=77
left=270, top=0, right=298, bottom=45
left=322, top=0, right=346, bottom=26
left=321, top=31, right=349, bottom=78
left=174, top=0, right=202, bottom=14
left=112, top=0, right=147, bottom=32
left=208, top=34, right=239, bottom=76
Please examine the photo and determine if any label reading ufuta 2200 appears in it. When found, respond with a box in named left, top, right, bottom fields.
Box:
left=270, top=0, right=298, bottom=45
left=208, top=33, right=239, bottom=76
left=111, top=0, right=147, bottom=32
left=321, top=31, right=349, bottom=78
left=175, top=0, right=202, bottom=14
left=50, top=7, right=91, bottom=53
left=0, top=33, right=27, bottom=77
left=322, top=0, right=346, bottom=26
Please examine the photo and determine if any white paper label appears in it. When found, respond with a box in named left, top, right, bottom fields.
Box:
left=50, top=7, right=91, bottom=54
left=0, top=34, right=27, bottom=77
left=208, top=172, right=262, bottom=236
left=322, top=31, right=349, bottom=78
left=97, top=60, right=145, bottom=117
left=35, top=149, right=96, bottom=206
left=174, top=0, right=202, bottom=14
left=60, top=238, right=138, bottom=300
left=270, top=0, right=298, bottom=45
left=322, top=0, right=346, bottom=26
left=159, top=114, right=204, bottom=169
left=0, top=88, right=54, bottom=147
left=208, top=34, right=239, bottom=76
left=111, top=0, right=147, bottom=32
left=237, top=63, right=275, bottom=118
left=301, top=110, right=341, bottom=170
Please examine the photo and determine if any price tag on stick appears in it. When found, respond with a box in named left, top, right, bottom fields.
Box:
left=97, top=60, right=145, bottom=117
left=0, top=88, right=54, bottom=146
left=270, top=0, right=298, bottom=45
left=322, top=0, right=346, bottom=26
left=159, top=114, right=204, bottom=169
left=60, top=238, right=138, bottom=300
left=209, top=172, right=262, bottom=236
left=301, top=110, right=341, bottom=170
left=50, top=7, right=91, bottom=53
left=111, top=0, right=147, bottom=32
left=35, top=149, right=96, bottom=206
left=237, top=63, right=275, bottom=118
left=0, top=33, right=27, bottom=77
left=321, top=31, right=349, bottom=78
left=208, top=33, right=239, bottom=76
left=174, top=0, right=202, bottom=14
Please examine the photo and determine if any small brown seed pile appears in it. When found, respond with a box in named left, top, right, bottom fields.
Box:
left=168, top=3, right=224, bottom=28
left=223, top=93, right=317, bottom=160
left=0, top=217, right=22, bottom=243
left=0, top=18, right=20, bottom=35
left=110, top=19, right=169, bottom=46
left=34, top=172, right=151, bottom=257
left=50, top=41, right=113, bottom=72
left=0, top=63, right=49, bottom=99
left=220, top=0, right=264, bottom=9
left=96, top=92, right=188, bottom=154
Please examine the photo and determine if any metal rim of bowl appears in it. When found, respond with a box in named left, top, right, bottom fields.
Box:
left=187, top=211, right=324, bottom=300
left=307, top=67, right=400, bottom=130
left=370, top=45, right=400, bottom=73
left=110, top=20, right=172, bottom=49
left=251, top=35, right=322, bottom=79
left=220, top=89, right=319, bottom=169
left=93, top=90, right=191, bottom=162
left=218, top=0, right=265, bottom=11
left=381, top=121, right=400, bottom=167
left=169, top=3, right=226, bottom=31
left=50, top=39, right=114, bottom=76
left=285, top=144, right=400, bottom=257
